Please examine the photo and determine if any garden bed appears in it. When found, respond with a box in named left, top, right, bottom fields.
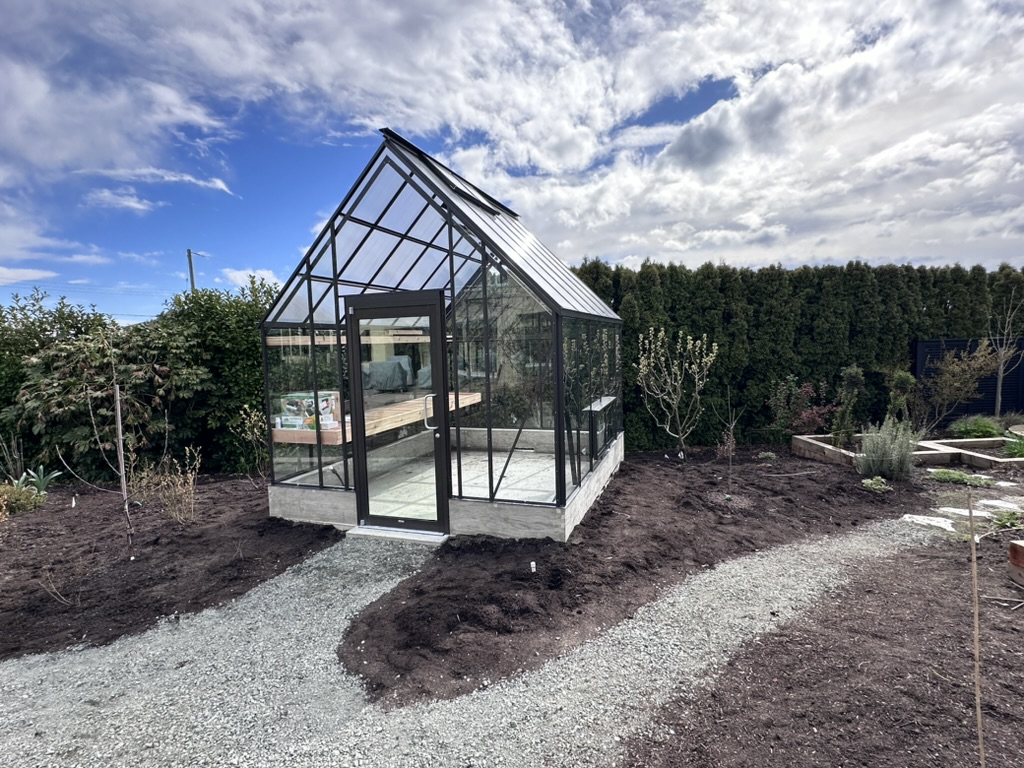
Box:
left=791, top=433, right=956, bottom=466
left=918, top=437, right=1024, bottom=469
left=793, top=432, right=1024, bottom=470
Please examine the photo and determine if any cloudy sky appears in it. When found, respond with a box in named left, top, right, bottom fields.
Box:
left=1, top=0, right=1022, bottom=320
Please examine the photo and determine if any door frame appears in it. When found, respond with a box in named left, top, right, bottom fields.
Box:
left=345, top=290, right=450, bottom=533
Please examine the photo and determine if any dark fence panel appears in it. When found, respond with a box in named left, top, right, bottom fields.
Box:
left=911, top=338, right=1024, bottom=422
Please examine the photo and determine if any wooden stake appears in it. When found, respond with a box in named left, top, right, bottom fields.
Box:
left=967, top=490, right=986, bottom=768
left=114, top=384, right=134, bottom=549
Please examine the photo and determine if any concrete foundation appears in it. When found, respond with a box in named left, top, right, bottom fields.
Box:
left=269, top=433, right=624, bottom=542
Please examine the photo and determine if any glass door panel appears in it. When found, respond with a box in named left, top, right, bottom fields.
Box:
left=347, top=293, right=448, bottom=532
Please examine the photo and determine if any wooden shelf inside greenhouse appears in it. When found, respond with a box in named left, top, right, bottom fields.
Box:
left=265, top=331, right=442, bottom=347
left=272, top=391, right=482, bottom=446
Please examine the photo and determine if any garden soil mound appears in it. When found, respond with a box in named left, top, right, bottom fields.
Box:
left=337, top=448, right=938, bottom=707
left=0, top=476, right=342, bottom=659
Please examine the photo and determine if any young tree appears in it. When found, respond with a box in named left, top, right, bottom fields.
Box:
left=989, top=265, right=1024, bottom=416
left=909, top=340, right=999, bottom=435
left=831, top=364, right=865, bottom=449
left=636, top=328, right=718, bottom=458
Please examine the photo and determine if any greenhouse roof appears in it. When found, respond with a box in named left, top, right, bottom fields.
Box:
left=264, top=129, right=619, bottom=325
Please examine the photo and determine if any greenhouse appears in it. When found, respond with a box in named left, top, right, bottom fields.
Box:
left=261, top=129, right=622, bottom=541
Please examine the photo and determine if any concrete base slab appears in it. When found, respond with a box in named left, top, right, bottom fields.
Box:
left=345, top=526, right=449, bottom=546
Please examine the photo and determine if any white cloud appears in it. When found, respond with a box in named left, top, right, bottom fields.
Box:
left=82, top=186, right=164, bottom=213
left=1, top=0, right=1022, bottom=294
left=221, top=267, right=281, bottom=288
left=0, top=54, right=224, bottom=175
left=78, top=168, right=234, bottom=196
left=120, top=251, right=163, bottom=267
left=0, top=199, right=80, bottom=261
left=63, top=254, right=113, bottom=265
left=0, top=266, right=58, bottom=286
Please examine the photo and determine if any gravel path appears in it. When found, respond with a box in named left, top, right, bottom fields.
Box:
left=1, top=520, right=937, bottom=768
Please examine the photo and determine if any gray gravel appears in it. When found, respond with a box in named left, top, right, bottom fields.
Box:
left=1, top=519, right=937, bottom=768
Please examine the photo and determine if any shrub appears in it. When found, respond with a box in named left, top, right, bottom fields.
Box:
left=1004, top=436, right=1024, bottom=459
left=994, top=411, right=1024, bottom=431
left=229, top=404, right=269, bottom=485
left=861, top=476, right=892, bottom=493
left=908, top=341, right=999, bottom=436
left=929, top=469, right=993, bottom=487
left=131, top=447, right=202, bottom=525
left=885, top=370, right=915, bottom=422
left=768, top=375, right=837, bottom=438
left=0, top=484, right=46, bottom=514
left=854, top=416, right=921, bottom=481
left=991, top=508, right=1022, bottom=530
left=949, top=415, right=1002, bottom=439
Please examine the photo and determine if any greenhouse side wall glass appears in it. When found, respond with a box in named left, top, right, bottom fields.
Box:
left=261, top=129, right=623, bottom=541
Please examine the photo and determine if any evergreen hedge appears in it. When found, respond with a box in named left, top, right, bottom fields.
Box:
left=574, top=260, right=1024, bottom=451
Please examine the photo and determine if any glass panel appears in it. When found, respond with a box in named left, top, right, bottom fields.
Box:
left=458, top=263, right=556, bottom=503
left=372, top=238, right=435, bottom=290
left=453, top=256, right=482, bottom=299
left=407, top=201, right=447, bottom=244
left=452, top=232, right=483, bottom=259
left=266, top=327, right=319, bottom=485
left=562, top=317, right=585, bottom=496
left=377, top=181, right=429, bottom=234
left=341, top=229, right=402, bottom=287
left=274, top=278, right=311, bottom=324
left=451, top=266, right=490, bottom=499
left=420, top=256, right=454, bottom=292
left=357, top=315, right=439, bottom=523
left=347, top=162, right=404, bottom=224
left=310, top=279, right=336, bottom=324
left=334, top=222, right=372, bottom=278
left=397, top=245, right=449, bottom=292
left=308, top=233, right=334, bottom=279
left=314, top=329, right=350, bottom=489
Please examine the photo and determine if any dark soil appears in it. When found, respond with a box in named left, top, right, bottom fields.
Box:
left=337, top=448, right=938, bottom=708
left=3, top=448, right=1022, bottom=768
left=0, top=476, right=342, bottom=659
left=622, top=531, right=1024, bottom=768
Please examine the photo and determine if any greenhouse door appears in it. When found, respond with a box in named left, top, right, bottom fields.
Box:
left=346, top=291, right=449, bottom=534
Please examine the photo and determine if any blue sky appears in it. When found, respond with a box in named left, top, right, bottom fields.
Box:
left=2, top=0, right=1022, bottom=322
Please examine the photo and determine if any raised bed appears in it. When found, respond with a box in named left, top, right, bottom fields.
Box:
left=792, top=433, right=1024, bottom=470
left=918, top=438, right=1024, bottom=470
left=791, top=434, right=955, bottom=467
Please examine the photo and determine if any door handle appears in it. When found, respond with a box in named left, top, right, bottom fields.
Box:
left=423, top=394, right=436, bottom=429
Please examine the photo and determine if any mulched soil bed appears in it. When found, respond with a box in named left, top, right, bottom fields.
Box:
left=0, top=476, right=342, bottom=660
left=622, top=530, right=1024, bottom=768
left=337, top=448, right=938, bottom=708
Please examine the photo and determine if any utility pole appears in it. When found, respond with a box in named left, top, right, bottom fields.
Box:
left=187, top=248, right=196, bottom=293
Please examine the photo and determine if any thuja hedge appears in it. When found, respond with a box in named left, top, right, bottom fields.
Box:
left=574, top=259, right=1024, bottom=451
